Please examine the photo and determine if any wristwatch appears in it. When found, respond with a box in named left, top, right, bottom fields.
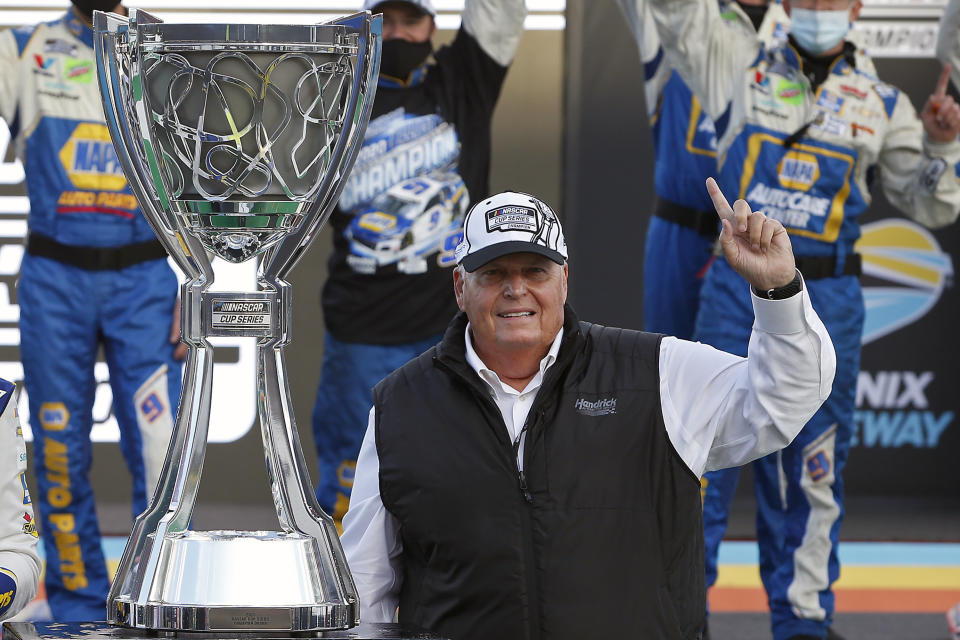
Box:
left=753, top=270, right=803, bottom=300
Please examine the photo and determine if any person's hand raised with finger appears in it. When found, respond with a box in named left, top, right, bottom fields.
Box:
left=922, top=63, right=960, bottom=143
left=706, top=177, right=796, bottom=292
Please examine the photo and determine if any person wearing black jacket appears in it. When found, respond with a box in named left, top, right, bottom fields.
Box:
left=312, top=0, right=527, bottom=521
left=341, top=186, right=837, bottom=640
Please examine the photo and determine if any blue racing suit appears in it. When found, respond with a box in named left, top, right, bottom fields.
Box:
left=617, top=0, right=789, bottom=339
left=649, top=1, right=960, bottom=638
left=0, top=9, right=181, bottom=621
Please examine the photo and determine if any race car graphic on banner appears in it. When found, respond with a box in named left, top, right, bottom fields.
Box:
left=347, top=171, right=468, bottom=270
left=339, top=108, right=467, bottom=276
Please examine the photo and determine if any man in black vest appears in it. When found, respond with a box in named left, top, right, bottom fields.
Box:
left=341, top=181, right=836, bottom=640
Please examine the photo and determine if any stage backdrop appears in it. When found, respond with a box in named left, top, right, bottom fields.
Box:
left=564, top=0, right=959, bottom=499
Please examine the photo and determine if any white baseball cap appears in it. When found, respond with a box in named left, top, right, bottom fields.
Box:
left=455, top=191, right=568, bottom=272
left=362, top=0, right=437, bottom=17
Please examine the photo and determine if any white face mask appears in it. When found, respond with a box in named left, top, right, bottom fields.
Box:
left=789, top=7, right=852, bottom=55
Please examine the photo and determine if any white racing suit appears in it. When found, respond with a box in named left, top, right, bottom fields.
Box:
left=0, top=379, right=41, bottom=622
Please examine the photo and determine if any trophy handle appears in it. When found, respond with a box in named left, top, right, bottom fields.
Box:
left=259, top=12, right=381, bottom=281
left=95, top=9, right=214, bottom=282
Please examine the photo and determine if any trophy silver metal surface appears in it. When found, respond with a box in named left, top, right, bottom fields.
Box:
left=94, top=8, right=380, bottom=632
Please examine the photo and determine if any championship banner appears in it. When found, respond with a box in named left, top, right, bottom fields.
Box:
left=565, top=1, right=959, bottom=498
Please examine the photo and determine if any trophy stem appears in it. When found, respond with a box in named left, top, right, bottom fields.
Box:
left=256, top=277, right=359, bottom=621
left=107, top=330, right=216, bottom=625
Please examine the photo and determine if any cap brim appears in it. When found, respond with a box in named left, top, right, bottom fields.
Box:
left=459, top=241, right=566, bottom=272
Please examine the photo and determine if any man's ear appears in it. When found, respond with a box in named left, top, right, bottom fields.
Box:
left=561, top=263, right=569, bottom=303
left=453, top=266, right=466, bottom=311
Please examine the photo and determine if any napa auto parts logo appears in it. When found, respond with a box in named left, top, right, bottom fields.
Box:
left=852, top=219, right=954, bottom=450
left=0, top=117, right=255, bottom=443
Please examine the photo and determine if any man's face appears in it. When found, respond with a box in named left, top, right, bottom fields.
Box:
left=377, top=2, right=436, bottom=42
left=454, top=253, right=568, bottom=358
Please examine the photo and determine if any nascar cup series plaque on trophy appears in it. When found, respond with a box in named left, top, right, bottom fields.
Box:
left=93, top=8, right=380, bottom=632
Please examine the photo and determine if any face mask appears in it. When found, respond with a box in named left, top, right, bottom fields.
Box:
left=379, top=39, right=433, bottom=83
left=71, top=0, right=118, bottom=18
left=735, top=2, right=768, bottom=32
left=789, top=7, right=851, bottom=55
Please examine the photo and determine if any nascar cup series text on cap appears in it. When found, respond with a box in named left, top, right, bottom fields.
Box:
left=455, top=191, right=568, bottom=272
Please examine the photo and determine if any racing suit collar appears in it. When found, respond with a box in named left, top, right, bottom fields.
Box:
left=378, top=62, right=429, bottom=90
left=64, top=8, right=95, bottom=49
left=786, top=36, right=857, bottom=91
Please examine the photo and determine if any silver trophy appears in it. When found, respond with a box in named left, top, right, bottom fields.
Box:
left=93, top=8, right=380, bottom=632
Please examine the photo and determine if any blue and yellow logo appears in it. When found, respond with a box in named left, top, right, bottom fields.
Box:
left=0, top=568, right=16, bottom=617
left=777, top=152, right=820, bottom=191
left=139, top=392, right=166, bottom=423
left=337, top=461, right=356, bottom=489
left=39, top=402, right=69, bottom=431
left=357, top=212, right=396, bottom=233
left=806, top=450, right=830, bottom=482
left=58, top=123, right=127, bottom=191
left=855, top=219, right=954, bottom=344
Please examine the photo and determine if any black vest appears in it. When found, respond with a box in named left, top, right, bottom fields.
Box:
left=374, top=306, right=705, bottom=640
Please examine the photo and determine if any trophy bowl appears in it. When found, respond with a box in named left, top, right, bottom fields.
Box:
left=94, top=8, right=381, bottom=632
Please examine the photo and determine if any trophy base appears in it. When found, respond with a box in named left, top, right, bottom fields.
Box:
left=108, top=531, right=357, bottom=632
left=2, top=622, right=447, bottom=640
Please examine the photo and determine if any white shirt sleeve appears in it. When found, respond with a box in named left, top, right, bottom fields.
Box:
left=659, top=278, right=836, bottom=478
left=0, top=387, right=41, bottom=622
left=461, top=0, right=527, bottom=67
left=0, top=29, right=22, bottom=126
left=341, top=407, right=403, bottom=623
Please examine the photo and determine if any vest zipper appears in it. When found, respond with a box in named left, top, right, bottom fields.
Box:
left=513, top=424, right=534, bottom=503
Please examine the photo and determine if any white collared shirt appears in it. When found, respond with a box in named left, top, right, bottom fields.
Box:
left=341, top=283, right=835, bottom=623
left=464, top=324, right=564, bottom=471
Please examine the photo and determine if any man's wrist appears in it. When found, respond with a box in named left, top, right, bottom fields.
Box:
left=752, top=270, right=803, bottom=300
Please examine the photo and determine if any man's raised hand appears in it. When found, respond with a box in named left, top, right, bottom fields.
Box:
left=922, top=63, right=960, bottom=143
left=706, top=177, right=796, bottom=292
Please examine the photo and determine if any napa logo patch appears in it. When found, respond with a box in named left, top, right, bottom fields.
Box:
left=855, top=219, right=954, bottom=344
left=59, top=123, right=127, bottom=191
left=486, top=206, right=538, bottom=233
left=357, top=211, right=396, bottom=233
left=39, top=402, right=69, bottom=431
left=63, top=58, right=94, bottom=84
left=0, top=568, right=16, bottom=617
left=777, top=152, right=819, bottom=191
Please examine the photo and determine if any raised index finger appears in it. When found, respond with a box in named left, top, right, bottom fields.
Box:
left=706, top=177, right=733, bottom=221
left=935, top=63, right=952, bottom=98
